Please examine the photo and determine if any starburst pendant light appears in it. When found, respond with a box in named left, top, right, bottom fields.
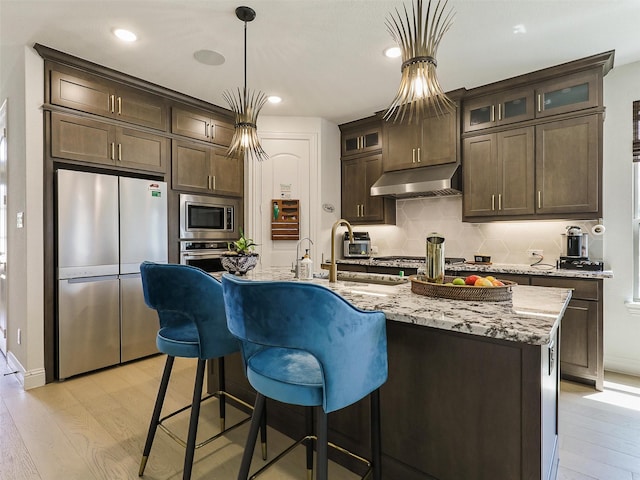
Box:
left=384, top=0, right=455, bottom=123
left=223, top=6, right=268, bottom=162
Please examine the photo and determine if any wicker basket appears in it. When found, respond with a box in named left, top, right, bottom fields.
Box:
left=409, top=275, right=516, bottom=302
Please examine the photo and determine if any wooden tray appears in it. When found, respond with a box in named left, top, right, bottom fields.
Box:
left=409, top=275, right=515, bottom=302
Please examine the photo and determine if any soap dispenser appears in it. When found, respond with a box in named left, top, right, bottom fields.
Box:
left=299, top=249, right=313, bottom=280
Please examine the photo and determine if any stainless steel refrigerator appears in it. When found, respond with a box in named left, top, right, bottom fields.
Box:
left=57, top=170, right=167, bottom=379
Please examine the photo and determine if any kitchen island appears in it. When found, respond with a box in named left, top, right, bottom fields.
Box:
left=209, top=267, right=571, bottom=480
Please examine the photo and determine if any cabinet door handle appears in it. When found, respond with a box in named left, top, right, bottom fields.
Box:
left=361, top=204, right=364, bottom=217
left=537, top=94, right=542, bottom=112
left=491, top=105, right=495, bottom=122
left=498, top=194, right=502, bottom=210
left=212, top=176, right=216, bottom=190
left=117, top=96, right=122, bottom=115
left=538, top=191, right=542, bottom=209
left=110, top=142, right=115, bottom=160
left=357, top=204, right=361, bottom=217
left=491, top=194, right=495, bottom=211
left=118, top=143, right=122, bottom=161
left=205, top=124, right=209, bottom=138
left=109, top=95, right=115, bottom=113
left=417, top=148, right=421, bottom=163
left=412, top=148, right=416, bottom=164
left=497, top=104, right=502, bottom=121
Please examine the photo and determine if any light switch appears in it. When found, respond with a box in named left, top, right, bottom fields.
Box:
left=16, top=211, right=23, bottom=228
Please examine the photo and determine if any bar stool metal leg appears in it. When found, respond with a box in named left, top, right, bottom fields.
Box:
left=371, top=389, right=382, bottom=480
left=218, top=358, right=226, bottom=431
left=139, top=355, right=175, bottom=476
left=183, top=359, right=206, bottom=480
left=238, top=393, right=267, bottom=480
left=260, top=400, right=268, bottom=460
left=316, top=407, right=329, bottom=480
left=305, top=408, right=314, bottom=480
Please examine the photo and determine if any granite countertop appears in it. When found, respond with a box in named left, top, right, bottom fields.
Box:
left=222, top=266, right=572, bottom=346
left=334, top=258, right=613, bottom=279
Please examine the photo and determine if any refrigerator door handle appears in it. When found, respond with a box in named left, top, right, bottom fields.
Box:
left=66, top=275, right=119, bottom=284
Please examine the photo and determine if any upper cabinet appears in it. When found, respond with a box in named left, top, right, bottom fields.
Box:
left=50, top=68, right=168, bottom=131
left=384, top=91, right=462, bottom=172
left=462, top=51, right=613, bottom=222
left=341, top=122, right=382, bottom=157
left=172, top=106, right=234, bottom=147
left=535, top=70, right=600, bottom=118
left=463, top=87, right=534, bottom=133
left=50, top=112, right=168, bottom=173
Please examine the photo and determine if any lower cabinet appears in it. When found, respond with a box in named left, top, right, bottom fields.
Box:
left=532, top=276, right=603, bottom=390
left=341, top=154, right=395, bottom=225
left=51, top=112, right=168, bottom=173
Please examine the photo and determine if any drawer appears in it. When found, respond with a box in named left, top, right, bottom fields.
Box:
left=531, top=277, right=600, bottom=301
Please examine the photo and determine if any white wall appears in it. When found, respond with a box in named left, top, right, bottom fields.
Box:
left=601, top=60, right=640, bottom=375
left=0, top=45, right=45, bottom=388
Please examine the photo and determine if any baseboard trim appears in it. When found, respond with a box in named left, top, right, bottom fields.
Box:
left=7, top=351, right=46, bottom=390
left=605, top=355, right=640, bottom=377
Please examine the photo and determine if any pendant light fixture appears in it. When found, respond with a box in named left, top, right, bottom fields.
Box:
left=223, top=6, right=268, bottom=162
left=384, top=0, right=455, bottom=124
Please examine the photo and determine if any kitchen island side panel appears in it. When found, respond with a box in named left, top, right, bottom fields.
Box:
left=209, top=320, right=558, bottom=480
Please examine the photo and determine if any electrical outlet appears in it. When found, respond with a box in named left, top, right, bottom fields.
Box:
left=17, top=328, right=21, bottom=345
left=527, top=249, right=543, bottom=257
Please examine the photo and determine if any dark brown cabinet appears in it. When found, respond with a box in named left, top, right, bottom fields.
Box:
left=531, top=276, right=603, bottom=390
left=172, top=140, right=243, bottom=196
left=535, top=69, right=601, bottom=118
left=51, top=112, right=168, bottom=173
left=341, top=123, right=381, bottom=157
left=383, top=109, right=457, bottom=172
left=341, top=154, right=395, bottom=224
left=50, top=69, right=167, bottom=131
left=535, top=114, right=600, bottom=215
left=172, top=106, right=234, bottom=147
left=463, top=127, right=535, bottom=218
left=463, top=87, right=535, bottom=133
left=463, top=69, right=601, bottom=133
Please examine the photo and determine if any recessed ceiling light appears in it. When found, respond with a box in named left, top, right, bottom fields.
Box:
left=267, top=96, right=282, bottom=104
left=193, top=49, right=225, bottom=66
left=513, top=24, right=526, bottom=34
left=384, top=46, right=402, bottom=59
left=113, top=28, right=137, bottom=42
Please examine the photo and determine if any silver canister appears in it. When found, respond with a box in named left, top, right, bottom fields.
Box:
left=425, top=233, right=445, bottom=283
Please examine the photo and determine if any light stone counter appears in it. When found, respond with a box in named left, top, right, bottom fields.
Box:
left=223, top=266, right=572, bottom=346
left=334, top=258, right=613, bottom=279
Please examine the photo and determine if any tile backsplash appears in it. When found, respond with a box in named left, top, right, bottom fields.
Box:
left=363, top=196, right=603, bottom=265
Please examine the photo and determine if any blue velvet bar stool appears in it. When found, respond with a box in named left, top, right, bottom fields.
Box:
left=138, top=262, right=266, bottom=480
left=222, top=273, right=388, bottom=480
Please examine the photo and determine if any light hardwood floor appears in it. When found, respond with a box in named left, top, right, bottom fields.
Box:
left=1, top=354, right=639, bottom=480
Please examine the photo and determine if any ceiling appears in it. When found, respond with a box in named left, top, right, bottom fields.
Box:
left=2, top=0, right=640, bottom=125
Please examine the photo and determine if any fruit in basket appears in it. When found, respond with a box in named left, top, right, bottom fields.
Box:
left=491, top=279, right=505, bottom=286
left=452, top=277, right=465, bottom=286
left=464, top=275, right=479, bottom=285
left=486, top=275, right=495, bottom=282
left=474, top=277, right=493, bottom=287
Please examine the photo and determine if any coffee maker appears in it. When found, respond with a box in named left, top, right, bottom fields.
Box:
left=558, top=226, right=603, bottom=270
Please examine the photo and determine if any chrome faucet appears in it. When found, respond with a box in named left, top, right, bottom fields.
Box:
left=293, top=237, right=313, bottom=278
left=329, top=219, right=353, bottom=282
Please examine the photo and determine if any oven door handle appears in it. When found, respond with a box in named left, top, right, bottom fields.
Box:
left=181, top=251, right=224, bottom=259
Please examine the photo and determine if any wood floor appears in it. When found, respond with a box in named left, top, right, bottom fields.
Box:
left=1, top=354, right=639, bottom=480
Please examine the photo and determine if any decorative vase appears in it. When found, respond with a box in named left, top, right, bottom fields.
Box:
left=221, top=253, right=259, bottom=275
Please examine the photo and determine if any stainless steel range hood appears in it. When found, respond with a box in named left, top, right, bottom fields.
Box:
left=370, top=163, right=462, bottom=198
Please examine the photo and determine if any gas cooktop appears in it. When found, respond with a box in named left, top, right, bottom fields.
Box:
left=374, top=256, right=466, bottom=264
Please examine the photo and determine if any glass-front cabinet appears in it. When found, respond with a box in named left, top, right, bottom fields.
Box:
left=341, top=124, right=381, bottom=157
left=535, top=70, right=600, bottom=118
left=463, top=87, right=534, bottom=133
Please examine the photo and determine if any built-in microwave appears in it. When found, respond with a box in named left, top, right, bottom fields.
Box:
left=179, top=193, right=242, bottom=240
